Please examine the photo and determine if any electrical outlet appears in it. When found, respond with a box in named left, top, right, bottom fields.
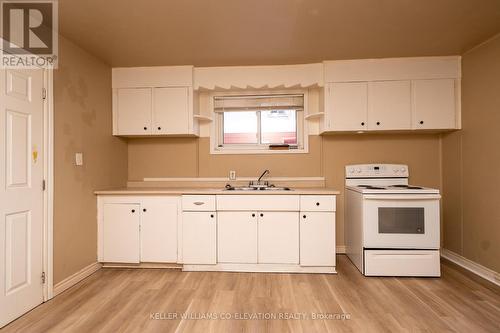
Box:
left=229, top=170, right=236, bottom=180
left=75, top=153, right=83, bottom=166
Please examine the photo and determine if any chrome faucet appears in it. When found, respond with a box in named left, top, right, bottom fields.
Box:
left=249, top=169, right=270, bottom=187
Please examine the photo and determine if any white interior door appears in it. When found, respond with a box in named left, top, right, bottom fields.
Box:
left=0, top=68, right=45, bottom=328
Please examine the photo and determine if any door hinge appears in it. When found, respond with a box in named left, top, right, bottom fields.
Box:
left=42, top=88, right=47, bottom=100
left=42, top=179, right=46, bottom=191
left=41, top=272, right=46, bottom=284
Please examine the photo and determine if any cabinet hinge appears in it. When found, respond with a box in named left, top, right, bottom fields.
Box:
left=42, top=179, right=46, bottom=191
left=42, top=88, right=47, bottom=100
left=41, top=271, right=46, bottom=284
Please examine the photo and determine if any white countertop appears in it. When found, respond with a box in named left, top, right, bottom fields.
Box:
left=94, top=187, right=340, bottom=195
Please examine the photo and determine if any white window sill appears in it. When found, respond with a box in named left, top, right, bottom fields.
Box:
left=210, top=148, right=309, bottom=155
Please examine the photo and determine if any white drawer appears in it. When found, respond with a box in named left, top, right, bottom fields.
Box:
left=182, top=195, right=216, bottom=211
left=364, top=250, right=440, bottom=277
left=300, top=195, right=336, bottom=212
left=216, top=195, right=299, bottom=211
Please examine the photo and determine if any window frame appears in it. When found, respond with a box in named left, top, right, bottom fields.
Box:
left=210, top=90, right=309, bottom=155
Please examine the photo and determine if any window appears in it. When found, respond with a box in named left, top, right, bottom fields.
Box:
left=212, top=93, right=307, bottom=153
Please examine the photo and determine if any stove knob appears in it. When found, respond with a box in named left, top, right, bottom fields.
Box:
left=393, top=168, right=399, bottom=173
left=356, top=168, right=362, bottom=173
left=401, top=167, right=406, bottom=173
left=349, top=168, right=354, bottom=174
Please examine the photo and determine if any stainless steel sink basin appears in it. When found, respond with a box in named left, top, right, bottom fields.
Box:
left=224, top=185, right=292, bottom=191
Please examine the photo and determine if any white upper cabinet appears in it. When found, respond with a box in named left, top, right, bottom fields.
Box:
left=412, top=79, right=457, bottom=130
left=322, top=56, right=461, bottom=133
left=368, top=80, right=411, bottom=130
left=112, top=66, right=198, bottom=137
left=116, top=88, right=152, bottom=135
left=325, top=82, right=368, bottom=131
left=153, top=87, right=190, bottom=135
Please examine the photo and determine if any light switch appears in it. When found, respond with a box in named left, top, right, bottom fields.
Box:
left=75, top=153, right=83, bottom=166
left=229, top=170, right=236, bottom=180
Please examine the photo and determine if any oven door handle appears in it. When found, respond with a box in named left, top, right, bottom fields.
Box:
left=363, top=194, right=441, bottom=200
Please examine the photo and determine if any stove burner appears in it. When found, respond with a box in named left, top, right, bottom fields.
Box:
left=389, top=185, right=423, bottom=189
left=357, top=185, right=386, bottom=190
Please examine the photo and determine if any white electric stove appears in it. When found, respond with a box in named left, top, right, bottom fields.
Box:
left=345, top=164, right=441, bottom=277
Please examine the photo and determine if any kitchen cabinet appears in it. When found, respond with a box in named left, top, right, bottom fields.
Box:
left=116, top=88, right=152, bottom=135
left=112, top=66, right=198, bottom=137
left=368, top=80, right=411, bottom=130
left=412, top=79, right=457, bottom=129
left=218, top=212, right=258, bottom=263
left=140, top=197, right=178, bottom=263
left=102, top=203, right=141, bottom=263
left=114, top=87, right=194, bottom=136
left=300, top=212, right=336, bottom=266
left=258, top=212, right=299, bottom=264
left=98, top=196, right=180, bottom=264
left=324, top=82, right=368, bottom=131
left=182, top=212, right=216, bottom=264
left=153, top=87, right=190, bottom=135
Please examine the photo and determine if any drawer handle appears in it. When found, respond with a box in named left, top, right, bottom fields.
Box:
left=193, top=202, right=205, bottom=206
left=316, top=202, right=320, bottom=206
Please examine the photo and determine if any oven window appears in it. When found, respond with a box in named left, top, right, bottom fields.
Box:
left=378, top=208, right=425, bottom=234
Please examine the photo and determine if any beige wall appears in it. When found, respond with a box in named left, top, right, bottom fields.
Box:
left=442, top=34, right=500, bottom=272
left=53, top=36, right=128, bottom=284
left=128, top=134, right=442, bottom=247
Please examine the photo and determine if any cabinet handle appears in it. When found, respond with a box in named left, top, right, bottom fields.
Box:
left=210, top=214, right=214, bottom=218
left=361, top=122, right=365, bottom=126
left=158, top=126, right=161, bottom=130
left=419, top=121, right=424, bottom=125
left=131, top=209, right=135, bottom=213
left=260, top=213, right=264, bottom=217
left=143, top=126, right=147, bottom=130
left=303, top=215, right=307, bottom=219
left=376, top=122, right=380, bottom=126
left=316, top=202, right=320, bottom=206
left=193, top=202, right=205, bottom=206
left=143, top=208, right=146, bottom=212
left=252, top=213, right=255, bottom=217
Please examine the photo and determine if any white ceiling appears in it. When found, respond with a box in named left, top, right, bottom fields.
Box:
left=58, top=0, right=500, bottom=67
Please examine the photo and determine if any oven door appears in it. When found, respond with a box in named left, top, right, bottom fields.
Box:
left=362, top=194, right=440, bottom=249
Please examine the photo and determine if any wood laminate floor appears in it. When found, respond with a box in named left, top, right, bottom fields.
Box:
left=3, top=255, right=500, bottom=333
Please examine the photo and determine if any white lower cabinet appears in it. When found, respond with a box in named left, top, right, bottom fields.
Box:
left=102, top=203, right=141, bottom=263
left=98, top=196, right=179, bottom=264
left=140, top=197, right=178, bottom=262
left=258, top=212, right=299, bottom=264
left=218, top=212, right=258, bottom=263
left=182, top=212, right=217, bottom=264
left=300, top=212, right=336, bottom=266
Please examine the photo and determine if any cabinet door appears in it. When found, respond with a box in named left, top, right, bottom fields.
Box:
left=326, top=82, right=368, bottom=131
left=412, top=79, right=456, bottom=129
left=116, top=88, right=152, bottom=135
left=102, top=203, right=140, bottom=263
left=182, top=212, right=216, bottom=264
left=258, top=212, right=299, bottom=264
left=368, top=81, right=411, bottom=130
left=153, top=87, right=189, bottom=135
left=218, top=212, right=258, bottom=263
left=300, top=212, right=336, bottom=266
left=140, top=197, right=178, bottom=263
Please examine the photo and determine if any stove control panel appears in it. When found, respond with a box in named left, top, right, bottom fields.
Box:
left=345, top=164, right=409, bottom=178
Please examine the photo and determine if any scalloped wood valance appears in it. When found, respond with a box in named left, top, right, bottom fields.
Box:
left=193, top=63, right=323, bottom=91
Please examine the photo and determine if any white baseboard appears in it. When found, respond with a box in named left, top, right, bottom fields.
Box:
left=336, top=245, right=346, bottom=254
left=53, top=262, right=102, bottom=296
left=441, top=249, right=500, bottom=287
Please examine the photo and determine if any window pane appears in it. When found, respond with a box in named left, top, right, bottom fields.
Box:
left=261, top=110, right=297, bottom=144
left=223, top=111, right=258, bottom=144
